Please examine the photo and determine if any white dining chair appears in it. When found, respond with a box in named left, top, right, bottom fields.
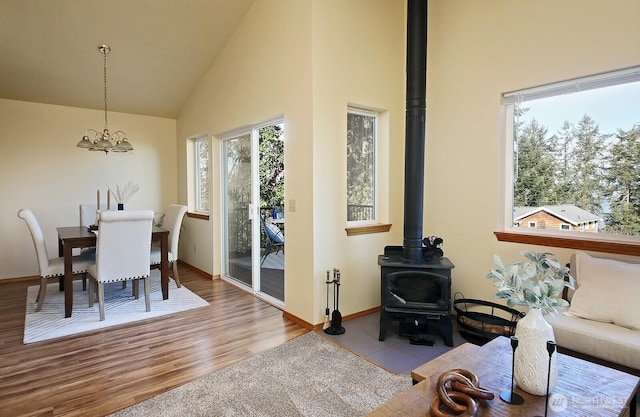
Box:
left=87, top=210, right=154, bottom=321
left=18, top=208, right=93, bottom=312
left=150, top=204, right=187, bottom=288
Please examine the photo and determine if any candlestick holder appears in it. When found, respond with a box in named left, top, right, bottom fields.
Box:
left=500, top=336, right=524, bottom=405
left=535, top=340, right=556, bottom=417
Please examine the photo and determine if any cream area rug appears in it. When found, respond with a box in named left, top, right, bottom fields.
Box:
left=109, top=332, right=411, bottom=417
left=23, top=270, right=209, bottom=344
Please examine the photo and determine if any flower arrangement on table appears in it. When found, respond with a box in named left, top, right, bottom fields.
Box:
left=107, top=181, right=139, bottom=208
left=486, top=251, right=575, bottom=312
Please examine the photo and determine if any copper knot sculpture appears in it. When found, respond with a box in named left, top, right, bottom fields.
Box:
left=429, top=368, right=494, bottom=417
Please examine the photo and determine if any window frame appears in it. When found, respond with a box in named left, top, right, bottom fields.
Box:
left=498, top=66, right=640, bottom=256
left=187, top=134, right=210, bottom=216
left=346, top=106, right=379, bottom=226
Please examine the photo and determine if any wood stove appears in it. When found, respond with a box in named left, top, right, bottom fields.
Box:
left=378, top=246, right=454, bottom=346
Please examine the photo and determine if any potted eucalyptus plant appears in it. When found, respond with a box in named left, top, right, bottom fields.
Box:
left=487, top=251, right=574, bottom=396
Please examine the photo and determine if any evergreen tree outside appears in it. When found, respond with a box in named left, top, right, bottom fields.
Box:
left=510, top=74, right=640, bottom=236
left=568, top=115, right=606, bottom=215
left=259, top=123, right=284, bottom=210
left=514, top=119, right=559, bottom=206
left=513, top=110, right=640, bottom=236
left=604, top=124, right=640, bottom=234
left=347, top=110, right=376, bottom=221
left=552, top=121, right=575, bottom=204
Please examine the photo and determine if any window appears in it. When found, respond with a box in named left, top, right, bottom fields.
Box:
left=502, top=66, right=640, bottom=244
left=528, top=221, right=536, bottom=228
left=188, top=135, right=210, bottom=214
left=347, top=107, right=377, bottom=223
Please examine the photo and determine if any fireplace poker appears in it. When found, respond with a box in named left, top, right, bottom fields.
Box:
left=323, top=270, right=331, bottom=329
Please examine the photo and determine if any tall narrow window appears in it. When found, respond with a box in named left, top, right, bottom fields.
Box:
left=194, top=136, right=209, bottom=213
left=503, top=66, right=640, bottom=240
left=347, top=107, right=377, bottom=223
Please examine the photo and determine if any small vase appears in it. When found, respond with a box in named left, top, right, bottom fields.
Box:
left=514, top=307, right=557, bottom=395
left=118, top=203, right=124, bottom=210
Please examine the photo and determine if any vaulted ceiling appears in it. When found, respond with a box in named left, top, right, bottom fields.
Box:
left=0, top=0, right=255, bottom=118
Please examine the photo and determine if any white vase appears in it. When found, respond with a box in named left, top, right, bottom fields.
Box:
left=514, top=307, right=557, bottom=396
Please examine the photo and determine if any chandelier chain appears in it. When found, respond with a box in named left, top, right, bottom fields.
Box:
left=103, top=48, right=108, bottom=130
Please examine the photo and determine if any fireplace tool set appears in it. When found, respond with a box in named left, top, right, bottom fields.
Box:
left=324, top=268, right=345, bottom=335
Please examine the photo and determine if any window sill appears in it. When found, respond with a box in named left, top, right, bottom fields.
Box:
left=187, top=212, right=210, bottom=221
left=345, top=223, right=392, bottom=236
left=494, top=231, right=640, bottom=257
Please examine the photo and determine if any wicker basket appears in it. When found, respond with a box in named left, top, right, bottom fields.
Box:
left=453, top=293, right=525, bottom=345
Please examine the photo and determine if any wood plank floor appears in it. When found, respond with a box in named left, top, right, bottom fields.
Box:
left=0, top=265, right=307, bottom=417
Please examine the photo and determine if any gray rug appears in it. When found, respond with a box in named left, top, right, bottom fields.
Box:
left=109, top=332, right=411, bottom=417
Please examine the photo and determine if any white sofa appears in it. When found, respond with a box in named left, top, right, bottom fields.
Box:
left=545, top=251, right=640, bottom=375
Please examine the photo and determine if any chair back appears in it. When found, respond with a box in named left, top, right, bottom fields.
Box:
left=80, top=204, right=116, bottom=227
left=17, top=208, right=50, bottom=274
left=80, top=204, right=98, bottom=227
left=94, top=210, right=153, bottom=282
left=163, top=205, right=188, bottom=255
left=261, top=216, right=284, bottom=244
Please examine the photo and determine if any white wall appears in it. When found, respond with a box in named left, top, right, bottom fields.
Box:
left=0, top=98, right=177, bottom=279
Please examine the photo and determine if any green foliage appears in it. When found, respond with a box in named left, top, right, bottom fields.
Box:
left=569, top=115, right=606, bottom=214
left=487, top=251, right=575, bottom=312
left=514, top=119, right=558, bottom=206
left=514, top=111, right=640, bottom=235
left=259, top=124, right=284, bottom=208
left=347, top=112, right=375, bottom=220
left=604, top=124, right=640, bottom=234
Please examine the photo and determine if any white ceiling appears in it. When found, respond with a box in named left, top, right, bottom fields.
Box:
left=0, top=0, right=255, bottom=118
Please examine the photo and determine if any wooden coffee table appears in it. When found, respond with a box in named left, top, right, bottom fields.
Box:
left=366, top=336, right=639, bottom=416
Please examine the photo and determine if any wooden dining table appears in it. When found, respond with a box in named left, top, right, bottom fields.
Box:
left=57, top=226, right=170, bottom=318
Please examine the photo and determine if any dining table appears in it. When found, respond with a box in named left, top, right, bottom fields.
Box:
left=57, top=225, right=170, bottom=318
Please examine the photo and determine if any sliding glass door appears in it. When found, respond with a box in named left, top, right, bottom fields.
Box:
left=221, top=120, right=284, bottom=306
left=222, top=133, right=253, bottom=288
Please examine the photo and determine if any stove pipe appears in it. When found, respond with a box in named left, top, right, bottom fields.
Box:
left=402, top=0, right=427, bottom=260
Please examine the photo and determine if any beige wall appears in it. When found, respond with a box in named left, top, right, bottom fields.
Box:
left=0, top=98, right=177, bottom=279
left=176, top=0, right=405, bottom=325
left=310, top=0, right=405, bottom=322
left=177, top=0, right=640, bottom=326
left=176, top=0, right=315, bottom=320
left=425, top=0, right=640, bottom=302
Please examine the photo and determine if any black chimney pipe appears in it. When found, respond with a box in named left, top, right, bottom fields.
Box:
left=402, top=0, right=427, bottom=260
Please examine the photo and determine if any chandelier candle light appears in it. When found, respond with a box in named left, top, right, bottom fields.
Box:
left=76, top=45, right=133, bottom=154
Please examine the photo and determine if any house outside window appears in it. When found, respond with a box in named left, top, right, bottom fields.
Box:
left=503, top=66, right=640, bottom=242
left=347, top=107, right=377, bottom=224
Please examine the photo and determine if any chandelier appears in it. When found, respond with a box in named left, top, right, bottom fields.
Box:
left=76, top=45, right=133, bottom=154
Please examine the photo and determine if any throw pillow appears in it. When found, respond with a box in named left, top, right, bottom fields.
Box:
left=568, top=252, right=640, bottom=330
